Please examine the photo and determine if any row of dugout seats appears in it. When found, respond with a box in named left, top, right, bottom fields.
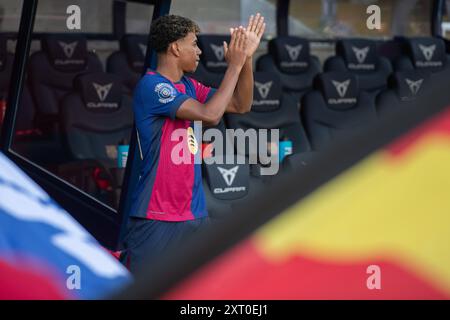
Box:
left=11, top=34, right=142, bottom=160
left=0, top=34, right=141, bottom=207
left=2, top=34, right=449, bottom=124
left=1, top=33, right=450, bottom=214
left=196, top=35, right=450, bottom=220
left=3, top=33, right=449, bottom=144
left=193, top=34, right=450, bottom=95
left=202, top=64, right=450, bottom=221
left=0, top=33, right=147, bottom=132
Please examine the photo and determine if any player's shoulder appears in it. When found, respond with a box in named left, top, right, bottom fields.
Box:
left=185, top=76, right=202, bottom=86
left=184, top=76, right=209, bottom=91
left=136, top=72, right=175, bottom=96
left=140, top=71, right=170, bottom=86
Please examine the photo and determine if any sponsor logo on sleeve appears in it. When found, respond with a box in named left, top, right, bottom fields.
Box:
left=155, top=82, right=176, bottom=104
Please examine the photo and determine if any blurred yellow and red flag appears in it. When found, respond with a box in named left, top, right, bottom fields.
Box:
left=166, top=107, right=450, bottom=299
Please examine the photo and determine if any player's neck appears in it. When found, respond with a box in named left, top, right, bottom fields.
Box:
left=156, top=57, right=184, bottom=83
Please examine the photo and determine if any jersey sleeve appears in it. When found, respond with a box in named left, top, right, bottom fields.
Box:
left=188, top=77, right=216, bottom=104
left=205, top=88, right=217, bottom=103
left=137, top=76, right=190, bottom=119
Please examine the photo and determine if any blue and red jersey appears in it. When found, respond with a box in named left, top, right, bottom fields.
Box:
left=130, top=72, right=216, bottom=221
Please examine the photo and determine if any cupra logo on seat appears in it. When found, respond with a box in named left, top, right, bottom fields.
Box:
left=352, top=46, right=370, bottom=63
left=217, top=166, right=239, bottom=186
left=255, top=81, right=273, bottom=99
left=93, top=83, right=113, bottom=101
left=332, top=80, right=351, bottom=98
left=284, top=44, right=302, bottom=61
left=58, top=41, right=78, bottom=58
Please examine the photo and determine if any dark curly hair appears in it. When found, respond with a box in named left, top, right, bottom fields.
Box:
left=150, top=15, right=200, bottom=53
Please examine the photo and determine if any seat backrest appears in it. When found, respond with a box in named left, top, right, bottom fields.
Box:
left=204, top=160, right=250, bottom=201
left=376, top=70, right=431, bottom=116
left=106, top=34, right=147, bottom=93
left=28, top=35, right=103, bottom=118
left=225, top=71, right=310, bottom=160
left=336, top=39, right=380, bottom=72
left=190, top=35, right=230, bottom=88
left=395, top=37, right=450, bottom=74
left=324, top=38, right=392, bottom=92
left=0, top=35, right=38, bottom=132
left=256, top=36, right=321, bottom=99
left=301, top=71, right=377, bottom=150
left=388, top=70, right=431, bottom=101
left=60, top=72, right=133, bottom=163
left=202, top=155, right=266, bottom=220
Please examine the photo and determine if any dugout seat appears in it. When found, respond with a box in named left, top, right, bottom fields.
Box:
left=225, top=72, right=310, bottom=164
left=190, top=35, right=230, bottom=88
left=324, top=39, right=392, bottom=93
left=376, top=70, right=431, bottom=116
left=28, top=34, right=103, bottom=134
left=59, top=72, right=133, bottom=207
left=394, top=37, right=450, bottom=75
left=301, top=72, right=378, bottom=150
left=202, top=156, right=265, bottom=221
left=107, top=34, right=148, bottom=93
left=256, top=36, right=321, bottom=101
left=60, top=72, right=133, bottom=164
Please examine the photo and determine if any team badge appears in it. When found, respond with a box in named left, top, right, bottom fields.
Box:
left=155, top=82, right=176, bottom=104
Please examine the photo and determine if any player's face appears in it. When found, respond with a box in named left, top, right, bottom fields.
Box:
left=178, top=32, right=202, bottom=73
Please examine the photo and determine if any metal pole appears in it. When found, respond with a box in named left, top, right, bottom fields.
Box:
left=431, top=0, right=445, bottom=37
left=276, top=0, right=290, bottom=37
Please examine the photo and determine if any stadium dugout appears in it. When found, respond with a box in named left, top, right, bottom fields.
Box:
left=1, top=0, right=450, bottom=300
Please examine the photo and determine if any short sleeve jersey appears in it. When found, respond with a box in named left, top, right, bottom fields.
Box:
left=130, top=72, right=216, bottom=221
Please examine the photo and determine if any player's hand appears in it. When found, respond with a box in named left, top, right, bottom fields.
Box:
left=223, top=27, right=248, bottom=69
left=241, top=13, right=266, bottom=58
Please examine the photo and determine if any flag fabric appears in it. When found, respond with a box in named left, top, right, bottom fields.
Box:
left=0, top=152, right=131, bottom=299
left=164, top=107, right=450, bottom=299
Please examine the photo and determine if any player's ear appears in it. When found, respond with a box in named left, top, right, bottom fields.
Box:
left=169, top=41, right=181, bottom=57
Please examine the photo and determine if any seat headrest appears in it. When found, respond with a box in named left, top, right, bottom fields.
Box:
left=205, top=157, right=249, bottom=200
left=315, top=72, right=359, bottom=109
left=120, top=35, right=147, bottom=73
left=42, top=35, right=88, bottom=72
left=74, top=72, right=123, bottom=112
left=337, top=39, right=378, bottom=73
left=0, top=35, right=7, bottom=72
left=252, top=72, right=281, bottom=111
left=269, top=36, right=310, bottom=74
left=389, top=70, right=430, bottom=101
left=198, top=35, right=230, bottom=73
left=407, top=37, right=447, bottom=72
